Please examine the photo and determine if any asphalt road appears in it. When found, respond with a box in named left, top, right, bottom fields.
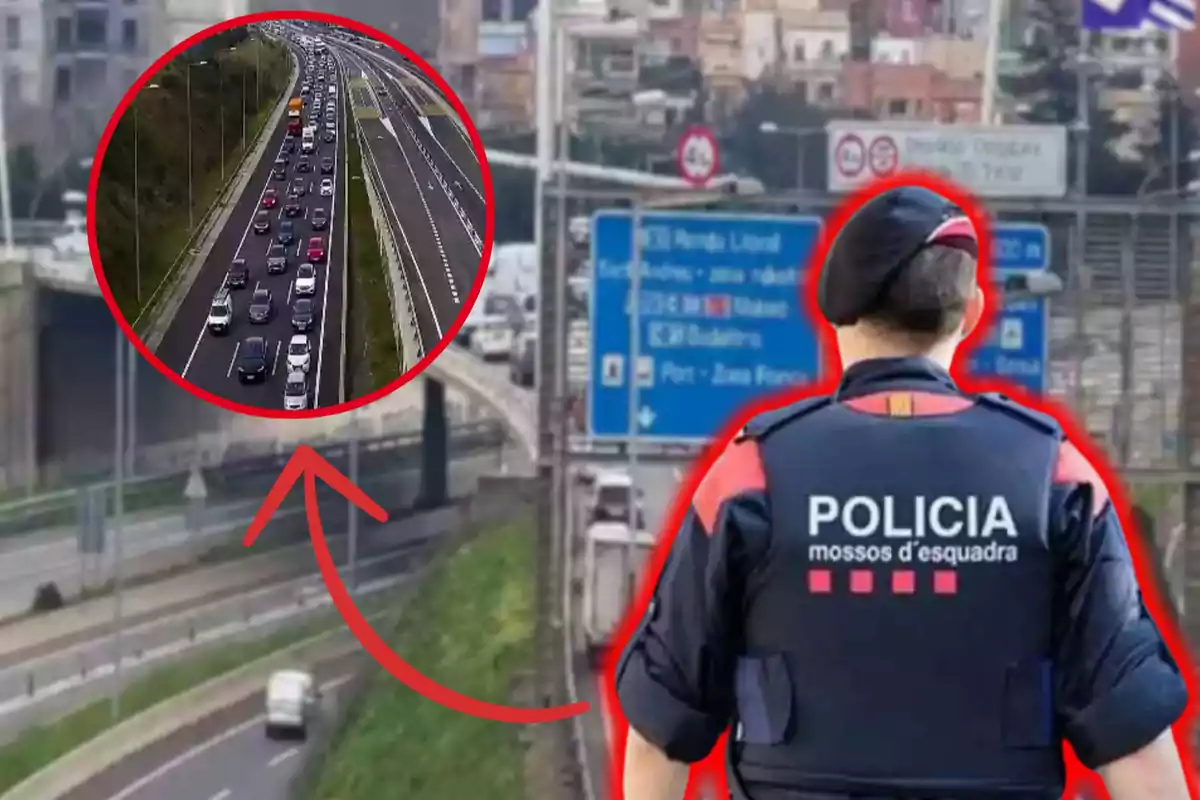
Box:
left=70, top=652, right=362, bottom=800
left=156, top=46, right=348, bottom=411
left=350, top=44, right=485, bottom=231
left=0, top=525, right=435, bottom=725
left=333, top=44, right=482, bottom=355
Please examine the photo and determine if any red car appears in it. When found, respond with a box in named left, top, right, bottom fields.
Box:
left=306, top=236, right=326, bottom=262
left=262, top=189, right=278, bottom=208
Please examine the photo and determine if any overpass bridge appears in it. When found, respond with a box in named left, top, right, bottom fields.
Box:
left=0, top=227, right=512, bottom=497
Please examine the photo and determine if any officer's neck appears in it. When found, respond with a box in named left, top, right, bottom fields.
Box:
left=835, top=324, right=958, bottom=372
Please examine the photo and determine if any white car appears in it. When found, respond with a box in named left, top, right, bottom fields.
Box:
left=470, top=322, right=514, bottom=361
left=283, top=370, right=310, bottom=411
left=286, top=334, right=311, bottom=372
left=295, top=261, right=317, bottom=295
left=319, top=178, right=334, bottom=196
left=265, top=669, right=318, bottom=738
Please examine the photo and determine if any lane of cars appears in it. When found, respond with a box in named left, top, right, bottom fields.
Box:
left=160, top=32, right=346, bottom=411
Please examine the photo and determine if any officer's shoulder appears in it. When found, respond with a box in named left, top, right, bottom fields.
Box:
left=738, top=395, right=834, bottom=442
left=973, top=392, right=1063, bottom=438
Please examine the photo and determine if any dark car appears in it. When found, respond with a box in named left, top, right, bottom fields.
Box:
left=291, top=298, right=316, bottom=332
left=252, top=211, right=270, bottom=234
left=296, top=157, right=311, bottom=173
left=266, top=243, right=288, bottom=274
left=271, top=159, right=286, bottom=180
left=323, top=129, right=335, bottom=143
left=226, top=258, right=248, bottom=288
left=284, top=201, right=303, bottom=218
left=281, top=139, right=295, bottom=154
left=236, top=336, right=269, bottom=383
left=277, top=220, right=295, bottom=245
left=248, top=288, right=274, bottom=323
left=320, top=156, right=334, bottom=174
left=310, top=208, right=328, bottom=230
left=290, top=177, right=307, bottom=197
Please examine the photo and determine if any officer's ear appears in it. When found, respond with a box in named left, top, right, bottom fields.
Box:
left=961, top=285, right=985, bottom=340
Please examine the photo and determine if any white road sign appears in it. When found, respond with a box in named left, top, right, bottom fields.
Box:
left=825, top=122, right=1068, bottom=198
left=676, top=126, right=719, bottom=186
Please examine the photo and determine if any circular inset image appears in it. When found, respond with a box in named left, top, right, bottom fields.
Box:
left=89, top=11, right=493, bottom=418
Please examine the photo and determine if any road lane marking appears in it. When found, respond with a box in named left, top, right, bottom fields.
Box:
left=286, top=279, right=293, bottom=305
left=226, top=341, right=240, bottom=379
left=104, top=716, right=262, bottom=800
left=369, top=55, right=482, bottom=199
left=209, top=790, right=231, bottom=800
left=103, top=674, right=352, bottom=800
left=352, top=54, right=451, bottom=331
left=312, top=63, right=344, bottom=410
left=181, top=87, right=298, bottom=380
left=272, top=339, right=282, bottom=375
left=268, top=747, right=300, bottom=768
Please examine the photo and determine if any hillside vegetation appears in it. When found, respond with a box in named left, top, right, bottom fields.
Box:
left=94, top=29, right=291, bottom=324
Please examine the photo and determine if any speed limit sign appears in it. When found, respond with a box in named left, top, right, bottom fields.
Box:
left=676, top=126, right=719, bottom=187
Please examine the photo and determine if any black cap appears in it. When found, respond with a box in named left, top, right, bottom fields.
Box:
left=817, top=186, right=979, bottom=326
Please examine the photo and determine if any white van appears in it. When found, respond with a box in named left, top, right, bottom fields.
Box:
left=582, top=521, right=657, bottom=663
left=328, top=84, right=337, bottom=98
left=265, top=669, right=319, bottom=738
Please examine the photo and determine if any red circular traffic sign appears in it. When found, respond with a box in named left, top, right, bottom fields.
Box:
left=868, top=135, right=899, bottom=177
left=834, top=134, right=866, bottom=178
left=676, top=125, right=719, bottom=186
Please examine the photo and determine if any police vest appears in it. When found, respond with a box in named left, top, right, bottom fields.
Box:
left=727, top=390, right=1067, bottom=800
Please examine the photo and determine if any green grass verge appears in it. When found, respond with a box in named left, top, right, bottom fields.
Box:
left=307, top=518, right=535, bottom=799
left=345, top=124, right=403, bottom=395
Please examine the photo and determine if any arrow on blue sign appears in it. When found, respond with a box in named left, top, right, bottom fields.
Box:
left=587, top=215, right=1052, bottom=444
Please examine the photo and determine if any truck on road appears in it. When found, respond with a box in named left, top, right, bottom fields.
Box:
left=581, top=520, right=656, bottom=666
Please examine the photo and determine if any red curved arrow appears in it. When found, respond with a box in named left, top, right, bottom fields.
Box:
left=243, top=445, right=590, bottom=724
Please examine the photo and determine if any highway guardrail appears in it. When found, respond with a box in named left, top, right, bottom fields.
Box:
left=0, top=419, right=505, bottom=536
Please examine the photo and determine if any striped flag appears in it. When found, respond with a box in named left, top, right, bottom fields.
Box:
left=1082, top=0, right=1196, bottom=29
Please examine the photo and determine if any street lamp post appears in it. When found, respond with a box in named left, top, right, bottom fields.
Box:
left=133, top=83, right=161, bottom=305
left=758, top=121, right=825, bottom=190
left=186, top=61, right=209, bottom=231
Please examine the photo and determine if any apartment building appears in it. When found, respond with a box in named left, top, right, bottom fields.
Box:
left=1, top=0, right=46, bottom=108
left=842, top=61, right=982, bottom=121
left=165, top=0, right=246, bottom=49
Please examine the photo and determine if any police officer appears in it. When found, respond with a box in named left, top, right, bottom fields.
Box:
left=615, top=186, right=1190, bottom=800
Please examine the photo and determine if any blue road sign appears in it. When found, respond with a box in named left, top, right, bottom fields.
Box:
left=968, top=223, right=1051, bottom=394
left=589, top=211, right=821, bottom=441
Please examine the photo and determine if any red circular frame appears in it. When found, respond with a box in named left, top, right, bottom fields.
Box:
left=87, top=10, right=496, bottom=419
left=675, top=125, right=720, bottom=187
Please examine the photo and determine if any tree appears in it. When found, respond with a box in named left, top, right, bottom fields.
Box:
left=1000, top=0, right=1144, bottom=195
left=723, top=83, right=831, bottom=191
left=1136, top=77, right=1199, bottom=197
left=7, top=145, right=39, bottom=218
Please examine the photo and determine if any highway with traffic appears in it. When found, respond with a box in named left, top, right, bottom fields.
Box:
left=331, top=39, right=485, bottom=357
left=346, top=40, right=485, bottom=235
left=156, top=37, right=347, bottom=411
